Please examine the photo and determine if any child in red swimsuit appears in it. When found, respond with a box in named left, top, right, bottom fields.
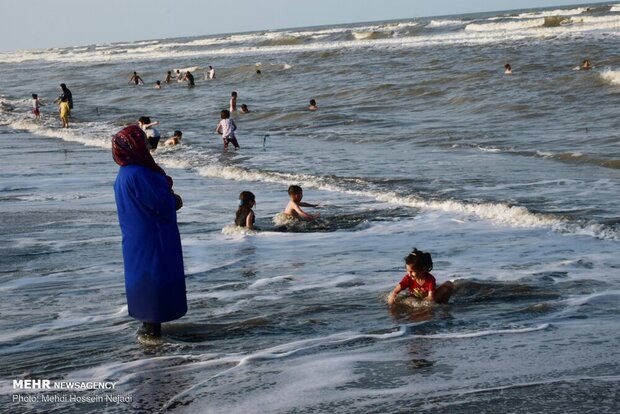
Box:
left=388, top=248, right=453, bottom=305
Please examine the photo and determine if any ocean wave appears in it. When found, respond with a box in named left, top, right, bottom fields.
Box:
left=600, top=68, right=620, bottom=85
left=465, top=18, right=546, bottom=32
left=2, top=14, right=619, bottom=64
left=1, top=96, right=618, bottom=241
left=427, top=19, right=464, bottom=28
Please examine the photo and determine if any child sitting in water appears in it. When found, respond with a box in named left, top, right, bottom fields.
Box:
left=284, top=185, right=319, bottom=220
left=504, top=63, right=512, bottom=75
left=164, top=130, right=183, bottom=146
left=308, top=99, right=318, bottom=111
left=388, top=248, right=453, bottom=305
left=215, top=109, right=240, bottom=150
left=235, top=191, right=256, bottom=230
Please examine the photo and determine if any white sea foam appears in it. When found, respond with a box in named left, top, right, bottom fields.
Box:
left=612, top=5, right=620, bottom=13
left=427, top=19, right=464, bottom=28
left=1, top=14, right=619, bottom=65
left=465, top=18, right=545, bottom=32
left=600, top=68, right=620, bottom=85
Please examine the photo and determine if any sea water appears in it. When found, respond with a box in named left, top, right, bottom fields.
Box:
left=1, top=3, right=619, bottom=413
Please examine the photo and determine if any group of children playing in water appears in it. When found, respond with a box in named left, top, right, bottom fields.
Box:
left=234, top=185, right=450, bottom=305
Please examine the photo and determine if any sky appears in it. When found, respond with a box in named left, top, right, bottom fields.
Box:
left=0, top=0, right=604, bottom=52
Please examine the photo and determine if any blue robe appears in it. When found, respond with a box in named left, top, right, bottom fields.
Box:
left=114, top=165, right=187, bottom=323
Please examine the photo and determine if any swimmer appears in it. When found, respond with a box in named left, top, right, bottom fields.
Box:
left=240, top=104, right=250, bottom=113
left=283, top=185, right=319, bottom=220
left=230, top=91, right=238, bottom=112
left=581, top=59, right=592, bottom=70
left=256, top=69, right=262, bottom=75
left=164, top=130, right=183, bottom=146
left=176, top=69, right=183, bottom=82
left=308, top=99, right=318, bottom=111
left=504, top=63, right=512, bottom=75
left=155, top=80, right=162, bottom=89
left=164, top=71, right=173, bottom=84
left=183, top=71, right=195, bottom=87
left=138, top=116, right=161, bottom=149
left=129, top=71, right=144, bottom=85
left=207, top=65, right=216, bottom=80
left=235, top=191, right=256, bottom=230
left=387, top=248, right=454, bottom=305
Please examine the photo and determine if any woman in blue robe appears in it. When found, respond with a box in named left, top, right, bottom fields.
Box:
left=112, top=125, right=186, bottom=336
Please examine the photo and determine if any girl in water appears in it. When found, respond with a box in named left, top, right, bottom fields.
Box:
left=388, top=248, right=453, bottom=305
left=235, top=191, right=256, bottom=230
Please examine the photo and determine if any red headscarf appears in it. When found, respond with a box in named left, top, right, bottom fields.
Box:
left=112, top=125, right=173, bottom=189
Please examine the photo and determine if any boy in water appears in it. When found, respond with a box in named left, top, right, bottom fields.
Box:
left=32, top=93, right=44, bottom=121
left=308, top=99, right=318, bottom=111
left=284, top=185, right=319, bottom=220
left=215, top=109, right=239, bottom=150
left=138, top=116, right=161, bottom=149
left=129, top=71, right=144, bottom=85
left=183, top=71, right=195, bottom=87
left=230, top=91, right=238, bottom=112
left=164, top=130, right=183, bottom=146
left=207, top=65, right=215, bottom=80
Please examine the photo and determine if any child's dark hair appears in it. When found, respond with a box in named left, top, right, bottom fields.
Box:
left=220, top=110, right=230, bottom=119
left=405, top=248, right=433, bottom=272
left=309, top=99, right=316, bottom=105
left=174, top=130, right=182, bottom=137
left=235, top=191, right=255, bottom=227
left=231, top=91, right=237, bottom=97
left=32, top=93, right=38, bottom=99
left=288, top=185, right=303, bottom=196
left=138, top=116, right=151, bottom=124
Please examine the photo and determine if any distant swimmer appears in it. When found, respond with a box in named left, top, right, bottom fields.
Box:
left=283, top=185, right=319, bottom=221
left=31, top=93, right=44, bottom=121
left=155, top=80, right=162, bottom=89
left=581, top=59, right=592, bottom=70
left=54, top=83, right=73, bottom=110
left=59, top=97, right=70, bottom=128
left=256, top=69, right=262, bottom=75
left=308, top=99, right=318, bottom=111
left=240, top=104, right=250, bottom=113
left=138, top=116, right=161, bottom=149
left=176, top=69, right=183, bottom=82
left=207, top=65, right=216, bottom=80
left=235, top=191, right=256, bottom=230
left=504, top=63, right=512, bottom=75
left=230, top=91, right=238, bottom=112
left=129, top=71, right=144, bottom=85
left=216, top=109, right=240, bottom=150
left=183, top=71, right=195, bottom=87
left=387, top=248, right=453, bottom=305
left=164, top=130, right=183, bottom=146
left=164, top=71, right=173, bottom=84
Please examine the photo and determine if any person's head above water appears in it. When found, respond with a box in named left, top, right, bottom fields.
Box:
left=504, top=63, right=511, bottom=70
left=32, top=93, right=38, bottom=99
left=240, top=104, right=249, bottom=113
left=220, top=109, right=231, bottom=119
left=238, top=191, right=255, bottom=207
left=174, top=130, right=182, bottom=138
left=287, top=185, right=304, bottom=201
left=256, top=69, right=262, bottom=74
left=404, top=248, right=433, bottom=273
left=231, top=91, right=237, bottom=98
left=138, top=116, right=151, bottom=125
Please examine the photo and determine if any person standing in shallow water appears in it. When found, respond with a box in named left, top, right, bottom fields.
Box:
left=112, top=125, right=187, bottom=337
